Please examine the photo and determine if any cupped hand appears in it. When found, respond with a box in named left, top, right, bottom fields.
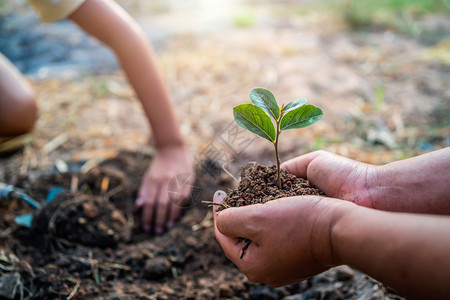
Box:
left=281, top=150, right=378, bottom=208
left=137, top=146, right=194, bottom=234
left=213, top=191, right=350, bottom=287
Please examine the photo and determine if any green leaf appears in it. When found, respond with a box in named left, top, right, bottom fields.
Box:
left=282, top=98, right=308, bottom=113
left=280, top=105, right=323, bottom=131
left=249, top=88, right=280, bottom=120
left=233, top=104, right=276, bottom=142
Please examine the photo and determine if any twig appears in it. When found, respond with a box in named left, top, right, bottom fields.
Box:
left=70, top=175, right=79, bottom=194
left=40, top=133, right=68, bottom=155
left=0, top=262, right=14, bottom=271
left=19, top=153, right=30, bottom=176
left=184, top=281, right=193, bottom=299
left=66, top=279, right=80, bottom=300
left=16, top=276, right=23, bottom=300
left=191, top=210, right=213, bottom=231
left=80, top=158, right=102, bottom=174
left=21, top=284, right=31, bottom=300
left=221, top=164, right=238, bottom=183
left=89, top=251, right=100, bottom=284
left=97, top=262, right=131, bottom=271
left=54, top=159, right=68, bottom=173
left=55, top=238, right=75, bottom=251
left=104, top=184, right=125, bottom=200
left=48, top=197, right=87, bottom=236
left=201, top=201, right=228, bottom=208
left=21, top=260, right=35, bottom=278
left=171, top=266, right=178, bottom=279
left=100, top=176, right=110, bottom=196
left=126, top=212, right=134, bottom=233
left=72, top=256, right=131, bottom=271
left=112, top=269, right=120, bottom=288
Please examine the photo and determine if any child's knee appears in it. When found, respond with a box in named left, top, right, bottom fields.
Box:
left=18, top=92, right=39, bottom=131
left=0, top=91, right=39, bottom=136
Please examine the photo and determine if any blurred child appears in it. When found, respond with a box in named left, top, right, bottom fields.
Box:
left=0, top=0, right=193, bottom=234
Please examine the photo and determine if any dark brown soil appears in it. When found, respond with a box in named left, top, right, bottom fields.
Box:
left=32, top=194, right=131, bottom=247
left=221, top=163, right=325, bottom=209
left=219, top=163, right=326, bottom=259
left=0, top=152, right=402, bottom=299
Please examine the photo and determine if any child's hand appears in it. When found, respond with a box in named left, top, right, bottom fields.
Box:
left=136, top=146, right=194, bottom=234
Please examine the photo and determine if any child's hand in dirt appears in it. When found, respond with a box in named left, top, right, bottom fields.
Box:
left=137, top=146, right=194, bottom=234
left=281, top=150, right=377, bottom=208
left=212, top=190, right=350, bottom=287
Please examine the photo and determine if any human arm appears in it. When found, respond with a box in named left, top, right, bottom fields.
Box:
left=68, top=0, right=193, bottom=232
left=281, top=148, right=450, bottom=214
left=213, top=191, right=450, bottom=299
left=0, top=53, right=38, bottom=136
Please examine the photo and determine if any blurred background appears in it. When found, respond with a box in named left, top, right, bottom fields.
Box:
left=0, top=0, right=449, bottom=178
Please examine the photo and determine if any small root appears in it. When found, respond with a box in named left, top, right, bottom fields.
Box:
left=192, top=210, right=213, bottom=231
left=67, top=278, right=80, bottom=300
left=201, top=201, right=229, bottom=209
left=221, top=164, right=239, bottom=183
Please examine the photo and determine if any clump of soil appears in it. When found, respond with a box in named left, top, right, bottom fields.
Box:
left=33, top=194, right=131, bottom=247
left=221, top=163, right=325, bottom=209
left=218, top=163, right=326, bottom=258
left=0, top=152, right=402, bottom=299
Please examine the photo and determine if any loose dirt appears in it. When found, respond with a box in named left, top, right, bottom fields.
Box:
left=1, top=1, right=447, bottom=298
left=221, top=163, right=324, bottom=209
left=0, top=152, right=401, bottom=299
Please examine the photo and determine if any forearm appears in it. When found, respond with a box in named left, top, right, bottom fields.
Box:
left=332, top=205, right=450, bottom=299
left=70, top=0, right=184, bottom=149
left=369, top=148, right=450, bottom=214
left=110, top=27, right=184, bottom=149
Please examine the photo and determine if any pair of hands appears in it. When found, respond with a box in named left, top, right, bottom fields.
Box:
left=213, top=150, right=374, bottom=286
left=136, top=146, right=194, bottom=234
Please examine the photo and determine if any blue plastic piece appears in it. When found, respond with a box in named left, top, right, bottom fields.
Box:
left=0, top=184, right=14, bottom=201
left=14, top=213, right=34, bottom=228
left=46, top=186, right=65, bottom=203
left=18, top=194, right=41, bottom=210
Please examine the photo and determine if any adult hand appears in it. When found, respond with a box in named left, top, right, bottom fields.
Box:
left=137, top=146, right=194, bottom=234
left=213, top=191, right=351, bottom=287
left=281, top=150, right=377, bottom=208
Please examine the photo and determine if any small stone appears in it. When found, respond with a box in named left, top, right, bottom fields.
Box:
left=284, top=294, right=303, bottom=300
left=83, top=202, right=99, bottom=219
left=334, top=281, right=344, bottom=289
left=98, top=222, right=108, bottom=232
left=248, top=285, right=279, bottom=300
left=160, top=285, right=175, bottom=295
left=143, top=257, right=171, bottom=280
left=217, top=282, right=233, bottom=298
left=111, top=210, right=125, bottom=222
left=0, top=273, right=21, bottom=299
left=198, top=278, right=209, bottom=286
left=185, top=236, right=197, bottom=248
left=56, top=256, right=71, bottom=267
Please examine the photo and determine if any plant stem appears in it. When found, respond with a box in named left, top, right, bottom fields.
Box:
left=274, top=118, right=282, bottom=189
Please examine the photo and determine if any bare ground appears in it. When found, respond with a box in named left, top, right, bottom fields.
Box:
left=1, top=1, right=449, bottom=299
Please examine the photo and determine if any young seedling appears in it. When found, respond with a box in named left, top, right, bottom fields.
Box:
left=233, top=88, right=323, bottom=189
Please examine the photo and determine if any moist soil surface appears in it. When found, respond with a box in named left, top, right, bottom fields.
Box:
left=221, top=163, right=324, bottom=209
left=0, top=152, right=402, bottom=299
left=2, top=1, right=446, bottom=298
